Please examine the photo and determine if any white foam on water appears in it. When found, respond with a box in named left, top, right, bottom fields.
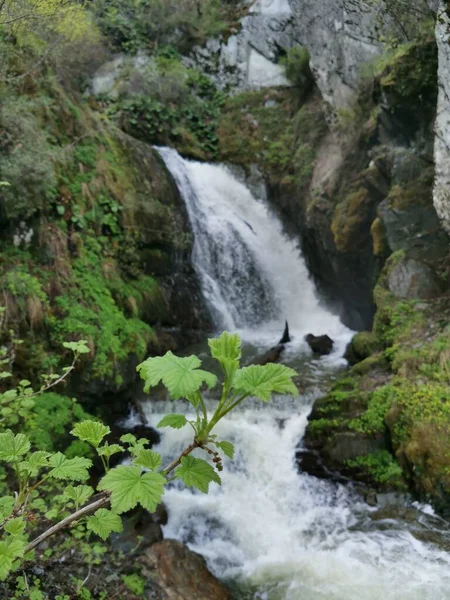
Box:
left=151, top=148, right=450, bottom=599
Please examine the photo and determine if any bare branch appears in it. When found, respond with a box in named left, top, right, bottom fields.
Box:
left=25, top=493, right=110, bottom=554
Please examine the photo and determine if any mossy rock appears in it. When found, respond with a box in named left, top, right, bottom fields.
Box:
left=345, top=331, right=382, bottom=364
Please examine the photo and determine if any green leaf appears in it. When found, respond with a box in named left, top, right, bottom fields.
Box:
left=4, top=518, right=26, bottom=537
left=0, top=538, right=26, bottom=580
left=120, top=434, right=137, bottom=445
left=87, top=509, right=123, bottom=540
left=98, top=466, right=166, bottom=514
left=62, top=485, right=94, bottom=506
left=0, top=497, right=14, bottom=522
left=137, top=352, right=217, bottom=399
left=63, top=340, right=90, bottom=354
left=97, top=444, right=123, bottom=459
left=47, top=453, right=92, bottom=482
left=133, top=448, right=162, bottom=471
left=215, top=440, right=234, bottom=459
left=0, top=372, right=11, bottom=380
left=208, top=332, right=241, bottom=380
left=175, top=456, right=221, bottom=493
left=157, top=414, right=187, bottom=430
left=233, top=363, right=298, bottom=402
left=0, top=431, right=30, bottom=462
left=71, top=420, right=110, bottom=448
left=19, top=451, right=51, bottom=476
left=186, top=390, right=202, bottom=409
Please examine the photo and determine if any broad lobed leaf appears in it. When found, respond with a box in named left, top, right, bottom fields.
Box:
left=233, top=363, right=298, bottom=402
left=71, top=420, right=110, bottom=448
left=157, top=414, right=187, bottom=430
left=133, top=448, right=162, bottom=471
left=47, top=453, right=92, bottom=482
left=63, top=485, right=94, bottom=506
left=98, top=466, right=166, bottom=514
left=175, top=456, right=221, bottom=493
left=0, top=431, right=30, bottom=462
left=87, top=508, right=123, bottom=540
left=137, top=352, right=217, bottom=399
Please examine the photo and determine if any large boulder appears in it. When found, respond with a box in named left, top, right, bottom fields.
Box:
left=139, top=540, right=231, bottom=600
left=305, top=333, right=334, bottom=355
left=387, top=257, right=442, bottom=299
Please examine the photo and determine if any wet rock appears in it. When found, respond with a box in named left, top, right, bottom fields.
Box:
left=139, top=540, right=231, bottom=600
left=305, top=333, right=334, bottom=355
left=387, top=257, right=442, bottom=299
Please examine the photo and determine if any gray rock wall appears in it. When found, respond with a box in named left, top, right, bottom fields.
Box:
left=434, top=2, right=450, bottom=232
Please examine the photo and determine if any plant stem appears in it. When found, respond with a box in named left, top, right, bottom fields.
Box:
left=25, top=492, right=111, bottom=554
left=161, top=441, right=199, bottom=476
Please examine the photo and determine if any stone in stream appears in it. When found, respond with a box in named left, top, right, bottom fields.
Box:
left=252, top=321, right=291, bottom=365
left=305, top=333, right=334, bottom=355
left=139, top=539, right=232, bottom=600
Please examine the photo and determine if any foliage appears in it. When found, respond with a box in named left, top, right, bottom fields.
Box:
left=218, top=88, right=326, bottom=186
left=107, top=58, right=226, bottom=159
left=346, top=451, right=403, bottom=484
left=281, top=46, right=311, bottom=87
left=0, top=332, right=297, bottom=583
left=93, top=0, right=227, bottom=53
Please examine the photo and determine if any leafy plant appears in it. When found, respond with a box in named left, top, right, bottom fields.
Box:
left=0, top=332, right=297, bottom=581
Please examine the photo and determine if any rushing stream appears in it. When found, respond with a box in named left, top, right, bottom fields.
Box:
left=141, top=149, right=450, bottom=599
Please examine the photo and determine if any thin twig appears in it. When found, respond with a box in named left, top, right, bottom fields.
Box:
left=161, top=442, right=199, bottom=476
left=25, top=493, right=110, bottom=554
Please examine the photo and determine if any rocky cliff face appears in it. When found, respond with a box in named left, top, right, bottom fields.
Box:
left=188, top=0, right=433, bottom=108
left=434, top=1, right=450, bottom=231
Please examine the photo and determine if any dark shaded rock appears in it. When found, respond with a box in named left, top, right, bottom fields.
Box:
left=305, top=333, right=334, bottom=355
left=387, top=257, right=442, bottom=299
left=296, top=449, right=349, bottom=483
left=139, top=540, right=231, bottom=600
left=111, top=506, right=165, bottom=556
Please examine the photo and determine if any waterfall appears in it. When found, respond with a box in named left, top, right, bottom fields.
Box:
left=146, top=148, right=450, bottom=599
left=157, top=147, right=350, bottom=352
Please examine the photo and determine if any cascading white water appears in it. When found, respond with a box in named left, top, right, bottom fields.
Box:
left=147, top=148, right=450, bottom=599
left=144, top=395, right=450, bottom=600
left=157, top=146, right=350, bottom=353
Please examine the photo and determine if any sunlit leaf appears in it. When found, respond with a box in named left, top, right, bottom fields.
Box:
left=208, top=332, right=241, bottom=380
left=233, top=363, right=298, bottom=402
left=98, top=466, right=166, bottom=514
left=47, top=453, right=92, bottom=482
left=157, top=414, right=187, bottom=430
left=137, top=352, right=217, bottom=399
left=87, top=509, right=123, bottom=540
left=133, top=448, right=162, bottom=471
left=71, top=420, right=110, bottom=448
left=175, top=456, right=221, bottom=493
left=0, top=431, right=30, bottom=462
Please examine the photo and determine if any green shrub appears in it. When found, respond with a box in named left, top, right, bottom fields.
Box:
left=281, top=46, right=310, bottom=87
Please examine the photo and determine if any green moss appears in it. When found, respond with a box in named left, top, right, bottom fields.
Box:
left=217, top=89, right=326, bottom=186
left=331, top=187, right=370, bottom=252
left=308, top=418, right=344, bottom=433
left=351, top=353, right=387, bottom=375
left=346, top=451, right=404, bottom=485
left=351, top=331, right=382, bottom=360
left=349, top=384, right=394, bottom=434
left=376, top=40, right=438, bottom=129
left=48, top=250, right=155, bottom=383
left=370, top=217, right=388, bottom=256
